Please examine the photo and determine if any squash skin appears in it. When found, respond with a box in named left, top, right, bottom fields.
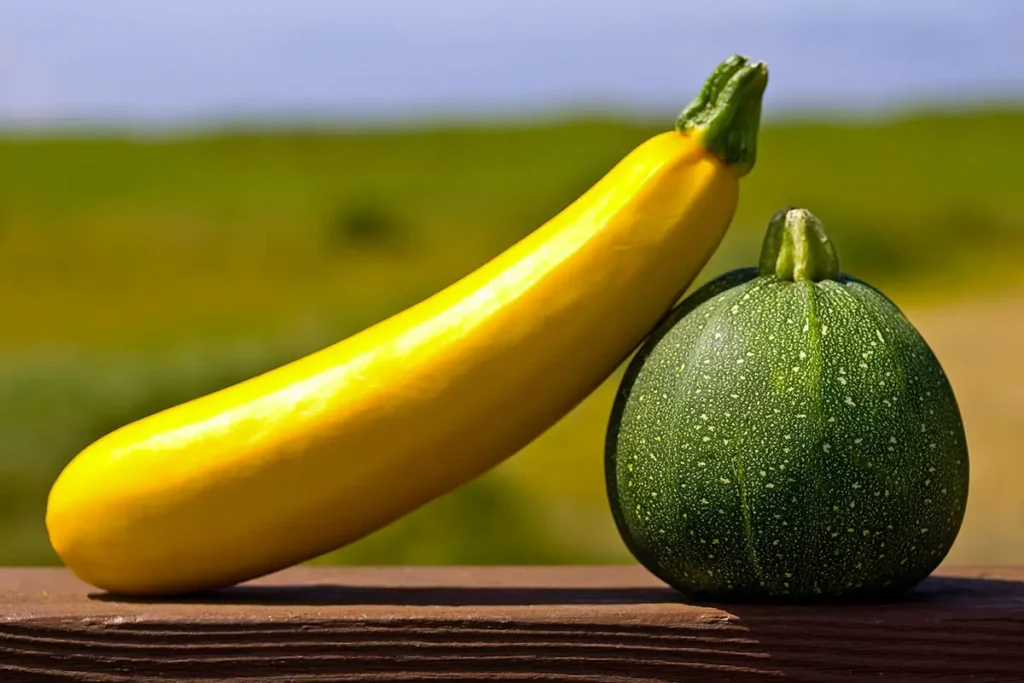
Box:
left=46, top=131, right=743, bottom=596
left=607, top=269, right=969, bottom=601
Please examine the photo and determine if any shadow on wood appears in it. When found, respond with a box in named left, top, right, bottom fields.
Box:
left=91, top=584, right=681, bottom=606
left=88, top=573, right=1024, bottom=607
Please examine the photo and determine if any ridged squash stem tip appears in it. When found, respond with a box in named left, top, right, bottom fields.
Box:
left=676, top=55, right=769, bottom=176
left=758, top=207, right=840, bottom=282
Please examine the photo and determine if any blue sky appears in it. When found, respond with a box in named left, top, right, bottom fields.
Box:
left=1, top=0, right=1022, bottom=126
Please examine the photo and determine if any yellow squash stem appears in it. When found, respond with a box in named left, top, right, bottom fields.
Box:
left=46, top=56, right=768, bottom=595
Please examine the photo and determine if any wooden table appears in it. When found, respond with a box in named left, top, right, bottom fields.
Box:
left=1, top=566, right=1022, bottom=682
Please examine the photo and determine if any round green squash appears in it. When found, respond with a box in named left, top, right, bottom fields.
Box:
left=606, top=207, right=968, bottom=601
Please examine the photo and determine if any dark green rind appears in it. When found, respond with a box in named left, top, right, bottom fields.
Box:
left=676, top=56, right=768, bottom=177
left=606, top=271, right=968, bottom=602
left=607, top=268, right=760, bottom=593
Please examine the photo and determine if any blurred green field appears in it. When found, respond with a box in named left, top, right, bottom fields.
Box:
left=2, top=109, right=1023, bottom=567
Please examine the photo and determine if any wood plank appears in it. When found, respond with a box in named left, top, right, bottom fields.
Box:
left=1, top=565, right=1022, bottom=682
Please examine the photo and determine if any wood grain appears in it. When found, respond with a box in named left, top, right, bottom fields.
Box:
left=1, top=565, right=1022, bottom=682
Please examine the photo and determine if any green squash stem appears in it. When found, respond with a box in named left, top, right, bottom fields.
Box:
left=758, top=207, right=840, bottom=282
left=676, top=55, right=769, bottom=177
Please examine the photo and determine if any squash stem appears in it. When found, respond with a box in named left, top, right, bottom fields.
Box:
left=676, top=55, right=768, bottom=177
left=758, top=207, right=840, bottom=282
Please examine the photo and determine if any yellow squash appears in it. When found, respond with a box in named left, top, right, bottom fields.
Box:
left=47, top=56, right=768, bottom=595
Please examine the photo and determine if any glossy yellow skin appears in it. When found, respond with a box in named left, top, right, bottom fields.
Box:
left=46, top=130, right=740, bottom=595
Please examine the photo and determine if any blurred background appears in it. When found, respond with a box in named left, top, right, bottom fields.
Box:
left=1, top=0, right=1022, bottom=567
